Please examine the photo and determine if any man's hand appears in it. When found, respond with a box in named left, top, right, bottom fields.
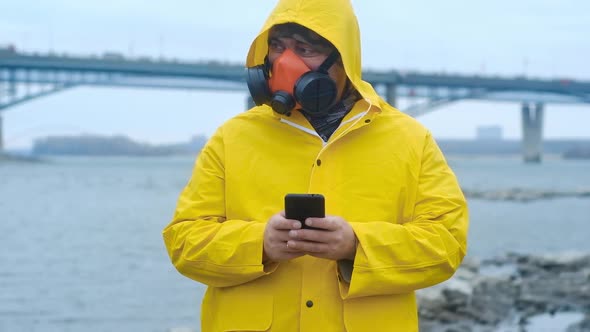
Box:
left=263, top=212, right=305, bottom=263
left=286, top=216, right=357, bottom=260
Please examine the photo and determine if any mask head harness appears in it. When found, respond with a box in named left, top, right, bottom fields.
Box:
left=246, top=41, right=341, bottom=115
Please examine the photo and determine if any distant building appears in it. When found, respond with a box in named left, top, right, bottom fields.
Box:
left=476, top=125, right=503, bottom=140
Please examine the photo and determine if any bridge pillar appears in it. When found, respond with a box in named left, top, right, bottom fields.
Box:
left=386, top=84, right=397, bottom=107
left=521, top=102, right=544, bottom=163
left=8, top=69, right=16, bottom=96
left=0, top=114, right=3, bottom=153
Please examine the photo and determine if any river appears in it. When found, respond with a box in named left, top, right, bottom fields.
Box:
left=1, top=155, right=589, bottom=331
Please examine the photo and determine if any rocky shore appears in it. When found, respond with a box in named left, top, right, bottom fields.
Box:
left=463, top=188, right=590, bottom=202
left=418, top=252, right=590, bottom=331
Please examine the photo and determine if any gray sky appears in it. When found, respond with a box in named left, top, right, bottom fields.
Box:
left=1, top=0, right=589, bottom=149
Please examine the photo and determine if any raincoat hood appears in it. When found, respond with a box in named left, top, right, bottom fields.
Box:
left=246, top=0, right=382, bottom=107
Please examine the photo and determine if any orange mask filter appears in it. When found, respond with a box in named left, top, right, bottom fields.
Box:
left=268, top=49, right=311, bottom=101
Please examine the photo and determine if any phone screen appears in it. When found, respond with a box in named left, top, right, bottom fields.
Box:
left=284, top=193, right=325, bottom=229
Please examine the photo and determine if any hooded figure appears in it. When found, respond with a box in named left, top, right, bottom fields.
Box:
left=163, top=0, right=469, bottom=331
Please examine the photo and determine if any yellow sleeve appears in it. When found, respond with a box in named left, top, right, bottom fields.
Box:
left=340, top=131, right=469, bottom=298
left=162, top=127, right=276, bottom=288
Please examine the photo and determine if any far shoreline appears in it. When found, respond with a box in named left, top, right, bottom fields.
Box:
left=0, top=152, right=44, bottom=163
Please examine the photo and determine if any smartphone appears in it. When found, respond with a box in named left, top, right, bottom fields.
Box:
left=284, top=193, right=325, bottom=230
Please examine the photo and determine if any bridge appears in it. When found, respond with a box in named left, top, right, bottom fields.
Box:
left=2, top=49, right=590, bottom=162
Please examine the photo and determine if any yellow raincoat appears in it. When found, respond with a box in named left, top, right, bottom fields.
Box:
left=163, top=0, right=469, bottom=331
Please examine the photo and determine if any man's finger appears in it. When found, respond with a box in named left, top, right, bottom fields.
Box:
left=272, top=218, right=302, bottom=230
left=284, top=241, right=304, bottom=253
left=269, top=231, right=294, bottom=243
left=287, top=240, right=329, bottom=253
left=305, top=217, right=339, bottom=231
left=289, top=229, right=333, bottom=243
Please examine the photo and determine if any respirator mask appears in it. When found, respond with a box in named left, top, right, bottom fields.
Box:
left=246, top=49, right=340, bottom=115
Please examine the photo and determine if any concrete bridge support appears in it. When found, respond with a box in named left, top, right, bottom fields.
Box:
left=386, top=84, right=397, bottom=108
left=521, top=102, right=544, bottom=163
left=0, top=114, right=3, bottom=153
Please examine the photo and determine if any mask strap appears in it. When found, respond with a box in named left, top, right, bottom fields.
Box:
left=263, top=55, right=271, bottom=76
left=317, top=50, right=340, bottom=74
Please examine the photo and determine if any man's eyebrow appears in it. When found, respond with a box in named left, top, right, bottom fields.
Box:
left=267, top=36, right=280, bottom=43
left=267, top=31, right=332, bottom=53
left=291, top=34, right=333, bottom=53
left=291, top=34, right=315, bottom=45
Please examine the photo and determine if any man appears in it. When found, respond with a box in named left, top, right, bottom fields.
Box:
left=163, top=0, right=468, bottom=331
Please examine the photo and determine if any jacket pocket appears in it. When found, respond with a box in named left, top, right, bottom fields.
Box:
left=215, top=285, right=274, bottom=332
left=343, top=293, right=418, bottom=332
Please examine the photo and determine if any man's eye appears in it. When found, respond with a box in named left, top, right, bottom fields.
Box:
left=296, top=46, right=317, bottom=57
left=269, top=41, right=284, bottom=52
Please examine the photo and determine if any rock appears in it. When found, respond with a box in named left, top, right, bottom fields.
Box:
left=566, top=313, right=590, bottom=332
left=469, top=278, right=518, bottom=325
left=459, top=256, right=480, bottom=274
left=418, top=252, right=590, bottom=331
